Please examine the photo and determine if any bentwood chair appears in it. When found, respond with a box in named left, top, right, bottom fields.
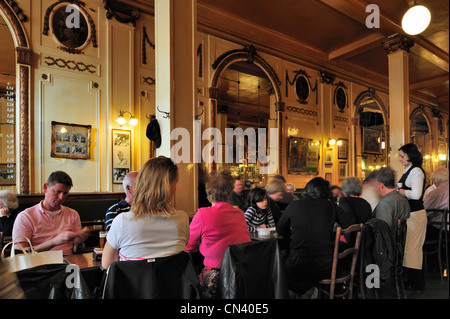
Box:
left=318, top=223, right=363, bottom=299
left=423, top=208, right=449, bottom=281
left=394, top=219, right=407, bottom=299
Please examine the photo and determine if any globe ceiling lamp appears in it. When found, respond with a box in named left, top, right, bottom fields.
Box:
left=401, top=2, right=431, bottom=35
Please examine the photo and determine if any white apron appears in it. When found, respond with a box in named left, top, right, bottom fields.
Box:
left=403, top=209, right=427, bottom=269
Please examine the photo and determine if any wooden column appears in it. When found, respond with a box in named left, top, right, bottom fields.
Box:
left=382, top=34, right=414, bottom=178
left=154, top=0, right=197, bottom=215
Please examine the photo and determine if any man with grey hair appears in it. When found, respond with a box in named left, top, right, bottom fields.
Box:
left=105, top=171, right=138, bottom=230
left=373, top=167, right=410, bottom=238
left=0, top=190, right=19, bottom=237
left=339, top=177, right=372, bottom=225
left=423, top=168, right=449, bottom=236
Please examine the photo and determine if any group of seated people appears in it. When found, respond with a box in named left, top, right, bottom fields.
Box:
left=1, top=154, right=448, bottom=299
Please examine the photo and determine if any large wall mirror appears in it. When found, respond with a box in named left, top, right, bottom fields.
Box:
left=0, top=14, right=17, bottom=190
left=355, top=89, right=388, bottom=181
left=216, top=61, right=274, bottom=188
left=410, top=109, right=432, bottom=178
left=0, top=1, right=32, bottom=194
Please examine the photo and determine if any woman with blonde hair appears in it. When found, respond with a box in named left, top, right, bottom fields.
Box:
left=102, top=156, right=189, bottom=269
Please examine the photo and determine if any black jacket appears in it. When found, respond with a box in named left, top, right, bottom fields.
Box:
left=360, top=218, right=396, bottom=285
left=102, top=251, right=201, bottom=299
left=219, top=238, right=289, bottom=299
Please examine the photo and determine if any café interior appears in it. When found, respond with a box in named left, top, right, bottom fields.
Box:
left=0, top=0, right=448, bottom=300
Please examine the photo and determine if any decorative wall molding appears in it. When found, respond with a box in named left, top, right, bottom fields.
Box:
left=285, top=69, right=318, bottom=105
left=334, top=115, right=349, bottom=123
left=382, top=33, right=414, bottom=54
left=42, top=55, right=98, bottom=75
left=286, top=105, right=318, bottom=118
left=5, top=0, right=27, bottom=21
left=42, top=0, right=98, bottom=54
left=103, top=0, right=141, bottom=26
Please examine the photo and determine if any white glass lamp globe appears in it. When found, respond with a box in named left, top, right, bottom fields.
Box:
left=402, top=5, right=431, bottom=35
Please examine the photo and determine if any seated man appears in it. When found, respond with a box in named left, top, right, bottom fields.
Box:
left=423, top=168, right=449, bottom=238
left=105, top=171, right=138, bottom=230
left=12, top=171, right=89, bottom=255
left=230, top=178, right=247, bottom=213
left=372, top=167, right=410, bottom=238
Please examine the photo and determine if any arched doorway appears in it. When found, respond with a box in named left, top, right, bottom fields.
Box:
left=0, top=1, right=32, bottom=194
left=209, top=45, right=283, bottom=187
left=410, top=106, right=433, bottom=178
left=353, top=88, right=389, bottom=181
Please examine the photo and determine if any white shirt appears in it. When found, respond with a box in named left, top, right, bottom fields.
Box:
left=401, top=164, right=425, bottom=201
left=107, top=210, right=189, bottom=260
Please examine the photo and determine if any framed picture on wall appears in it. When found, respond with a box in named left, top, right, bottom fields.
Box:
left=51, top=121, right=91, bottom=159
left=362, top=128, right=382, bottom=154
left=112, top=129, right=131, bottom=184
left=288, top=137, right=320, bottom=174
left=325, top=148, right=333, bottom=164
left=338, top=139, right=348, bottom=159
left=339, top=162, right=347, bottom=180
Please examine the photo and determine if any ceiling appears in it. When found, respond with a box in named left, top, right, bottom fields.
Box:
left=198, top=0, right=449, bottom=113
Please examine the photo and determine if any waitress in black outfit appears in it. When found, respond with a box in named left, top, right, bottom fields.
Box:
left=397, top=143, right=427, bottom=291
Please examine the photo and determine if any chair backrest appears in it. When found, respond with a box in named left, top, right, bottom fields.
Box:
left=328, top=223, right=363, bottom=299
left=426, top=208, right=449, bottom=232
left=219, top=238, right=289, bottom=299
left=102, top=251, right=201, bottom=299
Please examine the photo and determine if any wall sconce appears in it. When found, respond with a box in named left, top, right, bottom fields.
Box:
left=327, top=138, right=336, bottom=147
left=117, top=110, right=138, bottom=126
left=402, top=1, right=431, bottom=35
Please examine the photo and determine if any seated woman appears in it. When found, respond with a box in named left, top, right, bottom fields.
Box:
left=339, top=177, right=372, bottom=225
left=102, top=156, right=190, bottom=269
left=276, top=177, right=353, bottom=296
left=185, top=170, right=251, bottom=298
left=244, top=187, right=276, bottom=232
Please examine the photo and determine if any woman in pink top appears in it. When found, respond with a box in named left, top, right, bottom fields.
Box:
left=185, top=170, right=251, bottom=298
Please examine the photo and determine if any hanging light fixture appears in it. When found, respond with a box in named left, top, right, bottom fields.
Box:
left=402, top=1, right=431, bottom=35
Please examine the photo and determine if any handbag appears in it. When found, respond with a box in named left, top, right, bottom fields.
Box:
left=1, top=236, right=64, bottom=273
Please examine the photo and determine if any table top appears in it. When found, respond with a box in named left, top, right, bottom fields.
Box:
left=249, top=231, right=279, bottom=241
left=64, top=251, right=102, bottom=270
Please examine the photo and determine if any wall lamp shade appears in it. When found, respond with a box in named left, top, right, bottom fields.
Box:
left=402, top=5, right=431, bottom=35
left=117, top=110, right=138, bottom=126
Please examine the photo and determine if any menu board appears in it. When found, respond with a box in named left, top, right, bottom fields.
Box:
left=0, top=82, right=16, bottom=185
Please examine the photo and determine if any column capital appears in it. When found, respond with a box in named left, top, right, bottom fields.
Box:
left=382, top=34, right=414, bottom=54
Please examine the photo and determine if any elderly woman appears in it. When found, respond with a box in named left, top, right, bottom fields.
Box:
left=276, top=177, right=353, bottom=296
left=185, top=169, right=251, bottom=298
left=0, top=190, right=20, bottom=237
left=339, top=177, right=372, bottom=225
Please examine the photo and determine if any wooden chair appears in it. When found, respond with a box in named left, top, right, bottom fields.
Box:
left=423, top=208, right=449, bottom=281
left=394, top=219, right=407, bottom=299
left=318, top=223, right=363, bottom=299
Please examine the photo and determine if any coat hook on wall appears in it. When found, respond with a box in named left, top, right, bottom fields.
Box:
left=145, top=114, right=156, bottom=121
left=195, top=108, right=204, bottom=120
left=156, top=106, right=170, bottom=119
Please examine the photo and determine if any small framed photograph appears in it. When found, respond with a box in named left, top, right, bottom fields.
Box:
left=338, top=139, right=348, bottom=160
left=325, top=148, right=333, bottom=164
left=339, top=162, right=348, bottom=180
left=112, top=129, right=131, bottom=184
left=51, top=121, right=91, bottom=159
left=362, top=128, right=382, bottom=154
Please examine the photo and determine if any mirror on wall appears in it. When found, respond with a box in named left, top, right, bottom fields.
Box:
left=0, top=15, right=17, bottom=190
left=358, top=97, right=387, bottom=181
left=411, top=112, right=432, bottom=178
left=216, top=61, right=274, bottom=188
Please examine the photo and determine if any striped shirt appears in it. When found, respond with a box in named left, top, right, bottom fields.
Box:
left=244, top=206, right=275, bottom=232
left=105, top=199, right=131, bottom=230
